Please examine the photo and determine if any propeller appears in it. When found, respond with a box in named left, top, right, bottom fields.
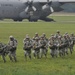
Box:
left=42, top=0, right=54, bottom=13
left=25, top=0, right=36, bottom=13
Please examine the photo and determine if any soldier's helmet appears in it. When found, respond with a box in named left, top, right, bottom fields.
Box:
left=35, top=32, right=38, bottom=35
left=50, top=34, right=53, bottom=38
left=9, top=36, right=14, bottom=41
left=26, top=36, right=30, bottom=39
left=65, top=32, right=68, bottom=35
left=40, top=35, right=44, bottom=39
left=26, top=34, right=29, bottom=38
left=32, top=37, right=35, bottom=40
left=42, top=33, right=46, bottom=36
left=57, top=30, right=60, bottom=33
left=63, top=34, right=66, bottom=38
left=9, top=35, right=14, bottom=39
left=71, top=33, right=74, bottom=36
left=35, top=32, right=38, bottom=34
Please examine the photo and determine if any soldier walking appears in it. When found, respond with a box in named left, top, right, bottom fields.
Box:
left=8, top=36, right=18, bottom=62
left=40, top=36, right=47, bottom=58
left=32, top=37, right=40, bottom=59
left=23, top=35, right=32, bottom=60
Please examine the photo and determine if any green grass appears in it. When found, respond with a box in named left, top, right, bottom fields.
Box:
left=0, top=16, right=75, bottom=75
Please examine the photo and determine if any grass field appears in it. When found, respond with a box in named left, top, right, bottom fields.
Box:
left=0, top=16, right=75, bottom=75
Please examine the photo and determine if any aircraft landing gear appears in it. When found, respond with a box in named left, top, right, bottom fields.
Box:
left=28, top=19, right=38, bottom=22
left=40, top=18, right=55, bottom=22
left=18, top=19, right=23, bottom=22
left=13, top=19, right=23, bottom=22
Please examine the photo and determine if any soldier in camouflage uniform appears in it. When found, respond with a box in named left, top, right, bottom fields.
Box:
left=66, top=34, right=74, bottom=54
left=34, top=33, right=40, bottom=40
left=0, top=43, right=7, bottom=62
left=55, top=30, right=61, bottom=40
left=70, top=33, right=75, bottom=52
left=39, top=36, right=47, bottom=58
left=42, top=33, right=48, bottom=51
left=8, top=36, right=18, bottom=62
left=70, top=33, right=75, bottom=45
left=48, top=35, right=58, bottom=58
left=23, top=35, right=32, bottom=59
left=62, top=34, right=69, bottom=55
left=32, top=37, right=40, bottom=59
left=57, top=36, right=65, bottom=57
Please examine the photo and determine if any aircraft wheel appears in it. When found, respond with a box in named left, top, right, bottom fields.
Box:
left=28, top=19, right=38, bottom=22
left=13, top=19, right=18, bottom=21
left=34, top=20, right=38, bottom=22
left=18, top=19, right=22, bottom=22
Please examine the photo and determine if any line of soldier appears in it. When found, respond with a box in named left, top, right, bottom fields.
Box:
left=23, top=31, right=75, bottom=59
left=0, top=30, right=75, bottom=62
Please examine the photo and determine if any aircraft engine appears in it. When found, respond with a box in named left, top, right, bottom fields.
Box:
left=42, top=0, right=54, bottom=13
left=20, top=0, right=38, bottom=21
left=24, top=0, right=37, bottom=13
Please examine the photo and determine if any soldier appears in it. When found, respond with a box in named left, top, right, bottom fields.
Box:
left=42, top=33, right=48, bottom=53
left=0, top=43, right=7, bottom=62
left=67, top=34, right=74, bottom=54
left=34, top=32, right=40, bottom=40
left=32, top=37, right=40, bottom=59
left=70, top=33, right=75, bottom=45
left=23, top=35, right=32, bottom=59
left=62, top=34, right=69, bottom=55
left=48, top=35, right=58, bottom=58
left=55, top=30, right=61, bottom=39
left=42, top=33, right=48, bottom=41
left=39, top=36, right=47, bottom=58
left=58, top=36, right=64, bottom=57
left=8, top=36, right=18, bottom=62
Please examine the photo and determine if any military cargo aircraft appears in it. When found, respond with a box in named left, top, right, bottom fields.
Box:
left=0, top=0, right=75, bottom=22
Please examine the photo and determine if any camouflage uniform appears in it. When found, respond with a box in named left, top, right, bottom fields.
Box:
left=39, top=36, right=47, bottom=58
left=0, top=43, right=7, bottom=62
left=32, top=37, right=40, bottom=59
left=48, top=36, right=58, bottom=57
left=70, top=33, right=75, bottom=46
left=62, top=35, right=69, bottom=55
left=42, top=33, right=48, bottom=51
left=23, top=36, right=32, bottom=59
left=58, top=36, right=65, bottom=57
left=8, top=36, right=18, bottom=62
left=67, top=34, right=74, bottom=54
left=55, top=30, right=61, bottom=40
left=34, top=33, right=40, bottom=40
